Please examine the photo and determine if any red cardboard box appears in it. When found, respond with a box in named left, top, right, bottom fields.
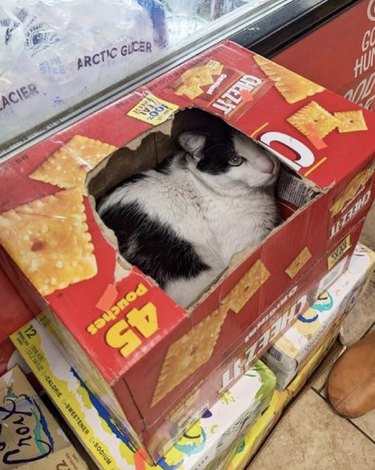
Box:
left=0, top=263, right=33, bottom=343
left=0, top=41, right=374, bottom=460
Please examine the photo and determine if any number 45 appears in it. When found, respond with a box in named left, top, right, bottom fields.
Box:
left=105, top=303, right=158, bottom=357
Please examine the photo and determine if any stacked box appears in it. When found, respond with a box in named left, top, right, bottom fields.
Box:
left=222, top=343, right=338, bottom=470
left=262, top=243, right=375, bottom=389
left=0, top=365, right=88, bottom=469
left=1, top=40, right=374, bottom=460
left=222, top=242, right=375, bottom=470
left=11, top=319, right=276, bottom=470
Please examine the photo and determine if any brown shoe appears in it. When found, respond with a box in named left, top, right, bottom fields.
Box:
left=327, top=329, right=375, bottom=418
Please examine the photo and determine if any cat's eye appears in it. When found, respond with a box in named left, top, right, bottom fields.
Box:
left=228, top=155, right=244, bottom=166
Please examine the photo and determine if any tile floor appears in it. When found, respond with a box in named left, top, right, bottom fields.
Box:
left=248, top=205, right=375, bottom=470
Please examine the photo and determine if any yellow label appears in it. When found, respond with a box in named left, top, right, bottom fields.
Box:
left=327, top=234, right=351, bottom=270
left=127, top=94, right=179, bottom=125
left=10, top=322, right=139, bottom=470
left=10, top=320, right=196, bottom=470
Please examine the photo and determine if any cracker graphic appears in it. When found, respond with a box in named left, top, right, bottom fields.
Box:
left=285, top=247, right=312, bottom=279
left=333, top=110, right=368, bottom=133
left=206, top=60, right=224, bottom=75
left=152, top=308, right=227, bottom=406
left=330, top=164, right=375, bottom=217
left=175, top=60, right=224, bottom=100
left=253, top=55, right=324, bottom=104
left=176, top=83, right=204, bottom=100
left=0, top=189, right=97, bottom=295
left=287, top=101, right=340, bottom=139
left=29, top=135, right=118, bottom=194
left=181, top=66, right=214, bottom=86
left=222, top=260, right=270, bottom=314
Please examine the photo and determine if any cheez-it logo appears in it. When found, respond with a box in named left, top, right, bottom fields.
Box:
left=330, top=165, right=375, bottom=217
left=329, top=164, right=374, bottom=238
left=211, top=74, right=262, bottom=115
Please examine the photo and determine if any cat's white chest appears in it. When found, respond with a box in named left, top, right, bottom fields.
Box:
left=164, top=171, right=274, bottom=267
left=200, top=194, right=269, bottom=263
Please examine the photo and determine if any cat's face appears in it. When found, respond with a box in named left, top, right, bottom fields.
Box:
left=178, top=130, right=280, bottom=189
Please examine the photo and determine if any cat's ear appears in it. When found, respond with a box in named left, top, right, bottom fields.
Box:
left=178, top=132, right=206, bottom=160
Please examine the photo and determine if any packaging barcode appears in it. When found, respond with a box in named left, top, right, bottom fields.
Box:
left=277, top=169, right=310, bottom=208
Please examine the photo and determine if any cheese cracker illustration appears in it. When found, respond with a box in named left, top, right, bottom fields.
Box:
left=29, top=135, right=118, bottom=194
left=0, top=189, right=97, bottom=295
left=254, top=55, right=324, bottom=104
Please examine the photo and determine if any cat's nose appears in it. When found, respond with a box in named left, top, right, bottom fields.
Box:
left=256, top=158, right=274, bottom=174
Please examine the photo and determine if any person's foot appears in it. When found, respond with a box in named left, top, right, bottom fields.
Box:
left=327, top=330, right=375, bottom=418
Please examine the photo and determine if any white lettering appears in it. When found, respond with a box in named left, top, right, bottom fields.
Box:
left=220, top=358, right=242, bottom=390
left=354, top=47, right=375, bottom=78
left=362, top=26, right=375, bottom=51
left=212, top=99, right=237, bottom=115
left=222, top=88, right=242, bottom=104
left=345, top=71, right=375, bottom=109
left=260, top=131, right=315, bottom=172
left=245, top=293, right=307, bottom=365
left=330, top=190, right=372, bottom=238
left=368, top=0, right=375, bottom=21
left=212, top=74, right=262, bottom=115
left=207, top=74, right=227, bottom=96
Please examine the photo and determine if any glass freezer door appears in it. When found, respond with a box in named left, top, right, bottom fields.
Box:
left=0, top=0, right=294, bottom=158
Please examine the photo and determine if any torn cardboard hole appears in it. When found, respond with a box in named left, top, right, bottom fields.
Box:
left=87, top=108, right=317, bottom=308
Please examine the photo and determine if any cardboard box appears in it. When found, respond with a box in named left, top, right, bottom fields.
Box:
left=32, top=226, right=362, bottom=461
left=0, top=41, right=374, bottom=459
left=262, top=243, right=375, bottom=389
left=0, top=365, right=88, bottom=470
left=10, top=318, right=276, bottom=470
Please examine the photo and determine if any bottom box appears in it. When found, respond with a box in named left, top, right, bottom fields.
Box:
left=15, top=218, right=365, bottom=463
left=222, top=244, right=375, bottom=470
left=222, top=338, right=342, bottom=470
left=10, top=318, right=276, bottom=470
left=9, top=238, right=368, bottom=469
left=262, top=243, right=375, bottom=389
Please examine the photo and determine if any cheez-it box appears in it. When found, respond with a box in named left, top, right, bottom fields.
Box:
left=0, top=41, right=374, bottom=461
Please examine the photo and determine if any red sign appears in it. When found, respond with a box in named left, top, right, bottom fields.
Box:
left=274, top=0, right=375, bottom=111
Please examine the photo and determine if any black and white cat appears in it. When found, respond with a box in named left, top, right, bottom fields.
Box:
left=97, top=122, right=280, bottom=308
